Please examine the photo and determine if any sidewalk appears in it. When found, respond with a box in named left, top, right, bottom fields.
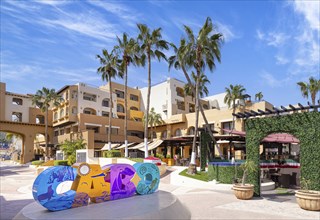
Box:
left=1, top=161, right=319, bottom=220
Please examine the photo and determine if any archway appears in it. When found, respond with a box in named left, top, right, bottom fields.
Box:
left=246, top=112, right=320, bottom=196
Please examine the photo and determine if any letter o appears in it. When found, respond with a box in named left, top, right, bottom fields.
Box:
left=133, top=163, right=160, bottom=195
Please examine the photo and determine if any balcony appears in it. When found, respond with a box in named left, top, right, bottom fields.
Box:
left=130, top=109, right=144, bottom=121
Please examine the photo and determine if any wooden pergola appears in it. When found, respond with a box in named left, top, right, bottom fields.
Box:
left=232, top=101, right=320, bottom=119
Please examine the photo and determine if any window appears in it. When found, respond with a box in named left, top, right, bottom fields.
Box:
left=222, top=121, right=232, bottom=134
left=72, top=107, right=77, bottom=114
left=102, top=98, right=109, bottom=107
left=36, top=115, right=44, bottom=124
left=60, top=129, right=65, bottom=135
left=177, top=100, right=185, bottom=110
left=54, top=112, right=58, bottom=121
left=115, top=90, right=124, bottom=99
left=66, top=107, right=69, bottom=116
left=12, top=98, right=23, bottom=105
left=118, top=115, right=125, bottom=119
left=130, top=94, right=139, bottom=101
left=60, top=109, right=65, bottom=118
left=174, top=128, right=181, bottom=137
left=189, top=104, right=195, bottom=113
left=203, top=104, right=209, bottom=110
left=12, top=112, right=22, bottom=122
left=188, top=127, right=195, bottom=135
left=83, top=108, right=96, bottom=115
left=161, top=130, right=167, bottom=139
left=54, top=130, right=59, bottom=136
left=130, top=106, right=138, bottom=111
left=152, top=132, right=157, bottom=139
left=102, top=111, right=109, bottom=117
left=83, top=93, right=96, bottom=102
left=106, top=127, right=119, bottom=135
left=176, top=87, right=184, bottom=97
left=117, top=104, right=125, bottom=113
left=71, top=91, right=77, bottom=99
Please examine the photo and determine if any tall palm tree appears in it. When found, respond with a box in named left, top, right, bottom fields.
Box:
left=184, top=72, right=210, bottom=99
left=297, top=76, right=320, bottom=112
left=255, top=92, right=263, bottom=101
left=97, top=49, right=123, bottom=150
left=177, top=17, right=223, bottom=173
left=137, top=24, right=169, bottom=158
left=143, top=107, right=163, bottom=141
left=169, top=38, right=224, bottom=159
left=114, top=33, right=139, bottom=157
left=224, top=84, right=246, bottom=130
left=32, top=87, right=63, bottom=157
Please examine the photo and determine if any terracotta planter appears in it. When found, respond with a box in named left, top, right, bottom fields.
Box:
left=162, top=158, right=168, bottom=164
left=295, top=190, right=320, bottom=211
left=232, top=184, right=254, bottom=200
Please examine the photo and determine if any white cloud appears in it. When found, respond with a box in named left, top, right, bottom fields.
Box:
left=275, top=55, right=289, bottom=65
left=216, top=22, right=238, bottom=42
left=257, top=30, right=290, bottom=47
left=260, top=71, right=282, bottom=87
left=293, top=0, right=320, bottom=32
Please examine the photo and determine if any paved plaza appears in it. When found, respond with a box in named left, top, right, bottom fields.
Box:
left=0, top=161, right=319, bottom=220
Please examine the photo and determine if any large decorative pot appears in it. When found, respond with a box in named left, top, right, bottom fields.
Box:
left=295, top=190, right=320, bottom=211
left=232, top=184, right=254, bottom=200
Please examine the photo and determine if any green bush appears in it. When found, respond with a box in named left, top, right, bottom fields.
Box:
left=54, top=160, right=69, bottom=166
left=103, top=150, right=121, bottom=158
left=31, top=160, right=44, bottom=166
left=208, top=164, right=243, bottom=184
left=156, top=154, right=164, bottom=160
left=129, top=158, right=144, bottom=163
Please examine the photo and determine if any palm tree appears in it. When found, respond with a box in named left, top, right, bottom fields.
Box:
left=184, top=72, right=210, bottom=99
left=297, top=76, right=320, bottom=112
left=60, top=139, right=86, bottom=165
left=175, top=17, right=222, bottom=173
left=224, top=84, right=246, bottom=130
left=32, top=87, right=63, bottom=157
left=97, top=49, right=123, bottom=150
left=169, top=38, right=224, bottom=159
left=137, top=24, right=169, bottom=158
left=114, top=33, right=139, bottom=157
left=143, top=107, right=163, bottom=141
left=255, top=92, right=263, bottom=101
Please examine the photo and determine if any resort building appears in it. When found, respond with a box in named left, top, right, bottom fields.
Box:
left=52, top=82, right=144, bottom=158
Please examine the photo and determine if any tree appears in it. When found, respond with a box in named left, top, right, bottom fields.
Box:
left=137, top=24, right=169, bottom=158
left=143, top=107, right=163, bottom=141
left=114, top=33, right=139, bottom=157
left=60, top=139, right=86, bottom=165
left=224, top=84, right=246, bottom=130
left=297, top=76, right=320, bottom=112
left=255, top=92, right=263, bottom=101
left=169, top=38, right=224, bottom=159
left=97, top=49, right=123, bottom=151
left=171, top=17, right=223, bottom=174
left=32, top=87, right=63, bottom=157
left=184, top=72, right=210, bottom=99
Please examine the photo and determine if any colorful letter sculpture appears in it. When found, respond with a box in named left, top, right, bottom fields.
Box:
left=32, top=162, right=160, bottom=211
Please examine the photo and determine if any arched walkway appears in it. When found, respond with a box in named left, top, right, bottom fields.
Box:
left=0, top=121, right=53, bottom=163
left=246, top=112, right=320, bottom=196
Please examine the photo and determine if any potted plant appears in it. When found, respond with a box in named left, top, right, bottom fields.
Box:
left=295, top=177, right=320, bottom=211
left=232, top=160, right=257, bottom=200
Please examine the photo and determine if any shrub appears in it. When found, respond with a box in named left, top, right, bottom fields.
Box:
left=54, top=160, right=69, bottom=166
left=103, top=150, right=121, bottom=158
left=156, top=154, right=164, bottom=160
left=31, top=160, right=44, bottom=166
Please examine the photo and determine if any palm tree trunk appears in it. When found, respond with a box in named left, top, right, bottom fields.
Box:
left=45, top=108, right=48, bottom=159
left=144, top=51, right=151, bottom=158
left=232, top=100, right=236, bottom=130
left=311, top=94, right=317, bottom=112
left=108, top=77, right=112, bottom=151
left=181, top=64, right=223, bottom=159
left=124, top=62, right=128, bottom=157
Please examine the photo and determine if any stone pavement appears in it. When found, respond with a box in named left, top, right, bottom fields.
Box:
left=1, top=161, right=319, bottom=219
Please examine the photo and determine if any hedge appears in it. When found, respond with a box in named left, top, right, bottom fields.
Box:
left=103, top=150, right=121, bottom=158
left=54, top=160, right=69, bottom=166
left=208, top=164, right=243, bottom=183
left=31, top=160, right=44, bottom=166
left=246, top=111, right=320, bottom=196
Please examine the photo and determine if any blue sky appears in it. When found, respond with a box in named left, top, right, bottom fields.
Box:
left=1, top=0, right=319, bottom=107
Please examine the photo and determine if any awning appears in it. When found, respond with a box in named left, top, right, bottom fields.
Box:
left=223, top=129, right=300, bottom=144
left=130, top=142, right=151, bottom=149
left=138, top=139, right=163, bottom=152
left=115, top=142, right=135, bottom=149
left=101, top=143, right=120, bottom=151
